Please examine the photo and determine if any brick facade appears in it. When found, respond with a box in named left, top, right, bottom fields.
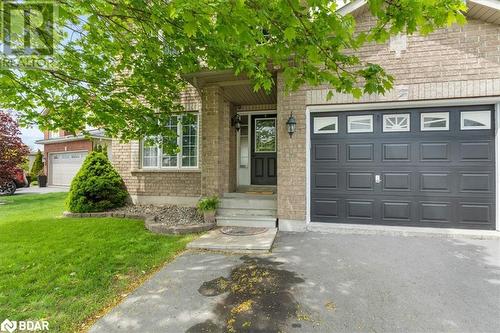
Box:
left=276, top=73, right=308, bottom=221
left=112, top=13, right=499, bottom=220
left=111, top=85, right=237, bottom=205
left=276, top=14, right=500, bottom=225
left=308, top=16, right=500, bottom=105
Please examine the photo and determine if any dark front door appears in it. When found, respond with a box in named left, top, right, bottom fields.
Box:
left=310, top=106, right=496, bottom=230
left=251, top=114, right=277, bottom=185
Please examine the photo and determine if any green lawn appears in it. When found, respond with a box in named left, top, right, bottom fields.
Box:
left=0, top=193, right=194, bottom=332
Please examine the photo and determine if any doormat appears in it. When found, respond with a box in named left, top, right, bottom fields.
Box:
left=245, top=191, right=274, bottom=195
left=220, top=226, right=268, bottom=236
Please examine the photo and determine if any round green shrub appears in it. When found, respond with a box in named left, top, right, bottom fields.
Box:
left=66, top=151, right=128, bottom=213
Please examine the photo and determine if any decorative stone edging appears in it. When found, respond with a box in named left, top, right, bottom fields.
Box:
left=62, top=211, right=215, bottom=235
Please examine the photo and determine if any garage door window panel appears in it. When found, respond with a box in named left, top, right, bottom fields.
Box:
left=383, top=114, right=410, bottom=132
left=347, top=115, right=373, bottom=133
left=421, top=112, right=449, bottom=131
left=314, top=116, right=338, bottom=134
left=460, top=111, right=491, bottom=130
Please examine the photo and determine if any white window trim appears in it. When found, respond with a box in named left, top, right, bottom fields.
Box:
left=141, top=113, right=200, bottom=170
left=383, top=113, right=410, bottom=132
left=347, top=115, right=373, bottom=133
left=460, top=110, right=491, bottom=130
left=421, top=112, right=449, bottom=131
left=254, top=118, right=277, bottom=153
left=179, top=114, right=200, bottom=169
left=314, top=116, right=338, bottom=134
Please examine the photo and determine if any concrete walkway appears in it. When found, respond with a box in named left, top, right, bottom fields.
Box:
left=187, top=227, right=277, bottom=252
left=90, top=232, right=500, bottom=333
left=14, top=186, right=69, bottom=194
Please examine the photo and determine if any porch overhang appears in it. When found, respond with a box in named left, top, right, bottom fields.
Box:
left=183, top=70, right=277, bottom=106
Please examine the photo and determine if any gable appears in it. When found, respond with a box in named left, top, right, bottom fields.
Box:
left=339, top=0, right=500, bottom=25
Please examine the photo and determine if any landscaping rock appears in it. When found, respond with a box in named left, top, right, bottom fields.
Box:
left=90, top=212, right=109, bottom=218
left=112, top=204, right=204, bottom=226
left=63, top=204, right=207, bottom=235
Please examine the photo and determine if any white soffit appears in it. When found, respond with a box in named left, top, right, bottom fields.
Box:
left=338, top=0, right=499, bottom=24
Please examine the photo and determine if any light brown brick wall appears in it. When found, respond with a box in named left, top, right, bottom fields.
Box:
left=237, top=104, right=277, bottom=111
left=277, top=72, right=308, bottom=221
left=110, top=139, right=202, bottom=198
left=200, top=86, right=236, bottom=195
left=111, top=88, right=203, bottom=199
left=111, top=84, right=237, bottom=200
left=308, top=16, right=500, bottom=104
left=278, top=16, right=500, bottom=222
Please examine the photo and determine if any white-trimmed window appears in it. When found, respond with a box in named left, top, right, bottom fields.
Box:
left=460, top=111, right=491, bottom=130
left=421, top=112, right=449, bottom=131
left=314, top=116, right=338, bottom=134
left=347, top=115, right=373, bottom=133
left=383, top=113, right=410, bottom=132
left=142, top=113, right=199, bottom=169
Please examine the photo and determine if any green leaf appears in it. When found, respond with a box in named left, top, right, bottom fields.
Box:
left=183, top=22, right=197, bottom=37
left=284, top=27, right=297, bottom=42
left=326, top=90, right=334, bottom=101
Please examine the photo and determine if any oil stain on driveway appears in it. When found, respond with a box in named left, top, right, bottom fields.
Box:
left=187, top=256, right=305, bottom=333
left=90, top=232, right=500, bottom=333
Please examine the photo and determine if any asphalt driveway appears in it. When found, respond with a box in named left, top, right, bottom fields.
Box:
left=90, top=232, right=500, bottom=333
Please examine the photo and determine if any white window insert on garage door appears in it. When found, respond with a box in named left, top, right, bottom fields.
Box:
left=461, top=110, right=491, bottom=130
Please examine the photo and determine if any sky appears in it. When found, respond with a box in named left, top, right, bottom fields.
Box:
left=21, top=125, right=44, bottom=152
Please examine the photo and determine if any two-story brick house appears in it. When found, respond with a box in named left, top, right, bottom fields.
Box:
left=110, top=0, right=500, bottom=231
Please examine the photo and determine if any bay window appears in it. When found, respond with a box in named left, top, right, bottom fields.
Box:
left=141, top=113, right=199, bottom=169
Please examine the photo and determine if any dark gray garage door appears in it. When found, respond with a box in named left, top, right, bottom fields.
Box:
left=310, top=105, right=496, bottom=230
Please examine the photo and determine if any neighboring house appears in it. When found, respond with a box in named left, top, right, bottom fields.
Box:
left=36, top=129, right=111, bottom=186
left=109, top=0, right=499, bottom=232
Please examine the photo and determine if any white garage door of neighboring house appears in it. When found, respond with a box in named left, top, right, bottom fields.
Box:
left=50, top=152, right=88, bottom=186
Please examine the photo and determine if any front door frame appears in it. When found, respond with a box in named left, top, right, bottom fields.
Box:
left=236, top=110, right=277, bottom=187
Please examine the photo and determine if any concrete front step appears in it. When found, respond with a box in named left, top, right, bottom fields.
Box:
left=187, top=227, right=277, bottom=252
left=216, top=215, right=277, bottom=228
left=217, top=207, right=277, bottom=217
left=219, top=198, right=277, bottom=210
left=223, top=192, right=277, bottom=199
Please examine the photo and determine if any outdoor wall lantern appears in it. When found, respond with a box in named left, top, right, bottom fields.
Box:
left=286, top=112, right=296, bottom=138
left=231, top=114, right=241, bottom=131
